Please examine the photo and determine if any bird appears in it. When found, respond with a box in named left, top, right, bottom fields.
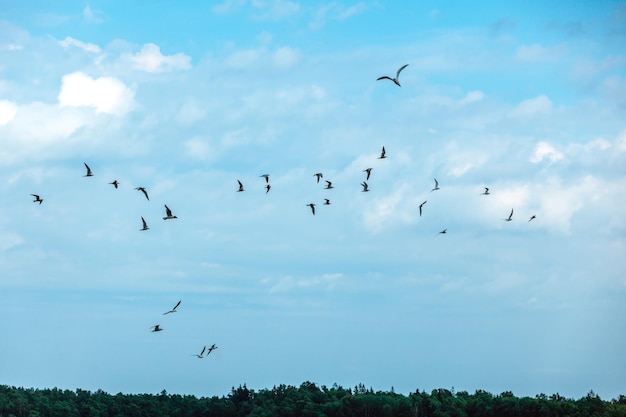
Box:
left=237, top=180, right=244, bottom=192
left=83, top=162, right=93, bottom=177
left=377, top=64, right=409, bottom=87
left=325, top=180, right=334, bottom=189
left=163, top=300, right=181, bottom=315
left=260, top=174, right=270, bottom=183
left=419, top=201, right=427, bottom=217
left=191, top=346, right=206, bottom=359
left=206, top=344, right=218, bottom=355
left=30, top=194, right=43, bottom=204
left=431, top=178, right=440, bottom=191
left=109, top=180, right=119, bottom=189
left=314, top=173, right=323, bottom=183
left=481, top=187, right=490, bottom=195
left=363, top=168, right=373, bottom=181
left=163, top=205, right=177, bottom=220
left=504, top=208, right=514, bottom=222
left=265, top=184, right=271, bottom=194
left=528, top=215, right=537, bottom=222
left=135, top=187, right=150, bottom=201
left=150, top=325, right=163, bottom=332
left=361, top=182, right=370, bottom=192
left=378, top=146, right=387, bottom=159
left=307, top=203, right=316, bottom=215
left=437, top=229, right=447, bottom=236
left=140, top=217, right=149, bottom=231
left=323, top=199, right=331, bottom=205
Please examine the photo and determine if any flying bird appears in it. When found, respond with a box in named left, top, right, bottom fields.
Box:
left=191, top=346, right=206, bottom=359
left=206, top=344, right=218, bottom=355
left=109, top=180, right=119, bottom=189
left=163, top=205, right=177, bottom=220
left=419, top=201, right=427, bottom=217
left=30, top=194, right=43, bottom=204
left=377, top=64, right=409, bottom=87
left=237, top=180, right=244, bottom=192
left=83, top=162, right=93, bottom=177
left=323, top=199, right=331, bottom=205
left=140, top=217, right=149, bottom=231
left=260, top=174, right=270, bottom=183
left=481, top=187, right=490, bottom=195
left=361, top=182, right=370, bottom=192
left=528, top=215, right=536, bottom=222
left=504, top=208, right=514, bottom=222
left=437, top=229, right=447, bottom=236
left=265, top=184, right=271, bottom=193
left=431, top=178, right=440, bottom=192
left=135, top=187, right=150, bottom=201
left=307, top=203, right=316, bottom=215
left=325, top=180, right=334, bottom=189
left=150, top=325, right=163, bottom=333
left=378, top=146, right=387, bottom=159
left=314, top=173, right=323, bottom=183
left=363, top=168, right=372, bottom=181
left=163, top=300, right=181, bottom=315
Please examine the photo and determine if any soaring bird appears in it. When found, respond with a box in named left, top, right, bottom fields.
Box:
left=504, top=208, right=514, bottom=222
left=260, top=174, right=270, bottom=183
left=361, top=182, right=370, bottom=192
left=323, top=198, right=331, bottom=205
left=83, top=162, right=93, bottom=177
left=163, top=300, right=181, bottom=315
left=325, top=180, right=334, bottom=189
left=438, top=229, right=447, bottom=236
left=431, top=178, right=440, bottom=192
left=265, top=184, right=271, bottom=194
left=135, top=187, right=150, bottom=201
left=30, top=194, right=43, bottom=204
left=150, top=325, right=163, bottom=333
left=163, top=205, right=177, bottom=220
left=419, top=201, right=427, bottom=217
left=109, top=180, right=119, bottom=189
left=363, top=168, right=372, bottom=181
left=191, top=346, right=206, bottom=359
left=307, top=203, right=316, bottom=215
left=377, top=64, right=409, bottom=87
left=481, top=187, right=490, bottom=195
left=237, top=180, right=244, bottom=192
left=206, top=344, right=218, bottom=355
left=378, top=146, right=387, bottom=159
left=140, top=217, right=149, bottom=231
left=528, top=215, right=537, bottom=222
left=314, top=173, right=323, bottom=183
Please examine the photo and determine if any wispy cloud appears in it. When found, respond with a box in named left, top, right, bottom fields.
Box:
left=123, top=43, right=191, bottom=73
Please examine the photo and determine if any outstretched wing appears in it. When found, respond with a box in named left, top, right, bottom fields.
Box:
left=396, top=64, right=409, bottom=78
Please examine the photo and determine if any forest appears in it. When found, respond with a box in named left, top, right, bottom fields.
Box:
left=1, top=382, right=625, bottom=417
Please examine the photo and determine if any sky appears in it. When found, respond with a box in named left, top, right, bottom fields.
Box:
left=1, top=0, right=625, bottom=401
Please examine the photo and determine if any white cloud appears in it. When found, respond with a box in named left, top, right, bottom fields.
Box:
left=310, top=2, right=369, bottom=28
left=616, top=129, right=626, bottom=153
left=126, top=43, right=191, bottom=73
left=273, top=46, right=299, bottom=69
left=224, top=48, right=264, bottom=69
left=530, top=141, right=564, bottom=164
left=82, top=5, right=105, bottom=23
left=0, top=100, right=18, bottom=125
left=58, top=36, right=101, bottom=53
left=515, top=44, right=562, bottom=62
left=362, top=184, right=412, bottom=233
left=212, top=0, right=247, bottom=13
left=176, top=101, right=207, bottom=125
left=510, top=95, right=553, bottom=118
left=184, top=137, right=215, bottom=161
left=252, top=0, right=300, bottom=20
left=458, top=90, right=485, bottom=106
left=58, top=72, right=135, bottom=115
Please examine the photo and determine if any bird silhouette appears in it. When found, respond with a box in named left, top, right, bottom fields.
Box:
left=237, top=180, right=244, bottom=192
left=206, top=344, right=218, bottom=355
left=265, top=184, right=271, bottom=193
left=323, top=198, right=331, bottom=205
left=83, top=162, right=93, bottom=177
left=135, top=187, right=150, bottom=201
left=191, top=346, right=206, bottom=358
left=361, top=182, right=370, bottom=192
left=378, top=146, right=387, bottom=159
left=377, top=64, right=409, bottom=86
left=481, top=187, right=490, bottom=195
left=307, top=203, right=316, bottom=215
left=140, top=217, right=149, bottom=231
left=528, top=215, right=536, bottom=222
left=163, top=205, right=177, bottom=220
left=437, top=229, right=447, bottom=236
left=109, top=180, right=119, bottom=189
left=325, top=180, right=334, bottom=189
left=163, top=300, right=181, bottom=315
left=504, top=208, right=514, bottom=222
left=431, top=178, right=440, bottom=192
left=150, top=325, right=163, bottom=332
left=363, top=168, right=372, bottom=181
left=419, top=201, right=427, bottom=217
left=314, top=173, right=323, bottom=183
left=30, top=194, right=43, bottom=204
left=260, top=174, right=270, bottom=183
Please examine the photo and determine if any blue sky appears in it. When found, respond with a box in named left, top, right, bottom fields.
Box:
left=1, top=0, right=625, bottom=400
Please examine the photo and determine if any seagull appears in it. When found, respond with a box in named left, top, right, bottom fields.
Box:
left=504, top=208, right=514, bottom=222
left=150, top=325, right=163, bottom=333
left=260, top=174, right=270, bottom=183
left=361, top=181, right=370, bottom=192
left=419, top=201, right=427, bottom=217
left=325, top=180, right=334, bottom=189
left=437, top=229, right=447, bottom=236
left=30, top=194, right=43, bottom=204
left=191, top=346, right=206, bottom=359
left=163, top=300, right=181, bottom=315
left=431, top=178, right=440, bottom=192
left=314, top=173, right=323, bottom=183
left=481, top=187, right=490, bottom=195
left=237, top=180, right=244, bottom=192
left=378, top=146, right=387, bottom=159
left=83, top=162, right=93, bottom=177
left=307, top=203, right=316, bottom=215
left=163, top=204, right=177, bottom=220
left=323, top=199, right=331, bottom=205
left=528, top=215, right=536, bottom=222
left=265, top=184, right=271, bottom=194
left=140, top=217, right=149, bottom=231
left=206, top=344, right=218, bottom=355
left=135, top=187, right=150, bottom=201
left=363, top=168, right=373, bottom=181
left=109, top=180, right=119, bottom=189
left=377, top=64, right=409, bottom=87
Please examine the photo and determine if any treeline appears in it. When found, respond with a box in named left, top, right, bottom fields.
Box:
left=1, top=382, right=625, bottom=417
